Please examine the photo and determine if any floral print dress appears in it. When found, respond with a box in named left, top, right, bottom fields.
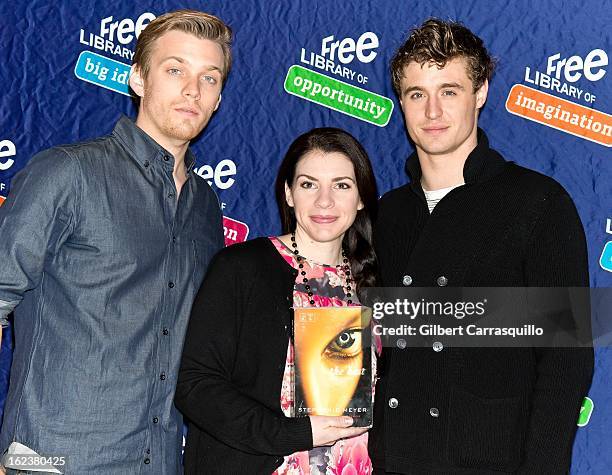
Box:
left=270, top=237, right=373, bottom=475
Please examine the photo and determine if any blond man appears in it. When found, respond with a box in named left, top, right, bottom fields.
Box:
left=0, top=10, right=231, bottom=474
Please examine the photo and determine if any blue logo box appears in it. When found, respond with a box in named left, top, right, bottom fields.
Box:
left=600, top=241, right=612, bottom=273
left=74, top=51, right=131, bottom=96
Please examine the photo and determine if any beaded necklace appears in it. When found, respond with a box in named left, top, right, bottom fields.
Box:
left=290, top=232, right=353, bottom=305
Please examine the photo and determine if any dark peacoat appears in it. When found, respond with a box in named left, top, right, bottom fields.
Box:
left=369, top=130, right=594, bottom=474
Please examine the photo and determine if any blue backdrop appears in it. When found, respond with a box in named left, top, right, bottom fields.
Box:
left=1, top=1, right=610, bottom=472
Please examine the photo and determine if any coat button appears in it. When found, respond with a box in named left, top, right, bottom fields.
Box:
left=436, top=276, right=448, bottom=287
left=430, top=407, right=440, bottom=417
left=160, top=372, right=166, bottom=380
left=402, top=275, right=413, bottom=286
left=397, top=338, right=407, bottom=349
left=144, top=458, right=151, bottom=464
left=163, top=154, right=170, bottom=162
left=153, top=417, right=159, bottom=424
left=432, top=341, right=443, bottom=352
left=388, top=397, right=399, bottom=409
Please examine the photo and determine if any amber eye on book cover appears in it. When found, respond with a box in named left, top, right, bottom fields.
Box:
left=293, top=306, right=373, bottom=427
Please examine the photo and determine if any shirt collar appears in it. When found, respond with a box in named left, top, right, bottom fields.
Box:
left=111, top=115, right=196, bottom=174
left=405, top=128, right=507, bottom=198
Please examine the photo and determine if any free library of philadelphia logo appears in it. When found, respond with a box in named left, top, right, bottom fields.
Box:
left=505, top=47, right=611, bottom=147
left=0, top=138, right=17, bottom=205
left=74, top=12, right=156, bottom=96
left=284, top=32, right=393, bottom=127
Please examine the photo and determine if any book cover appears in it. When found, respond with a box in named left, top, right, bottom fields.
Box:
left=293, top=306, right=373, bottom=427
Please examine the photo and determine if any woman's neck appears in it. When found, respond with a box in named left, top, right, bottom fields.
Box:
left=278, top=229, right=343, bottom=266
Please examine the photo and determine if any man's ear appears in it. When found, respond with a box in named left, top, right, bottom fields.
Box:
left=214, top=94, right=222, bottom=112
left=285, top=182, right=294, bottom=207
left=129, top=65, right=145, bottom=98
left=475, top=79, right=489, bottom=109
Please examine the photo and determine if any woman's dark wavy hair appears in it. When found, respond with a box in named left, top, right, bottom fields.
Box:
left=275, top=128, right=378, bottom=296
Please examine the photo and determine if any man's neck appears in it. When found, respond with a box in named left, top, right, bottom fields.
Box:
left=134, top=118, right=190, bottom=169
left=134, top=117, right=190, bottom=196
left=417, top=136, right=477, bottom=191
left=418, top=154, right=465, bottom=190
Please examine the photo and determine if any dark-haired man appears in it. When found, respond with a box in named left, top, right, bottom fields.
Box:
left=370, top=19, right=593, bottom=474
left=0, top=10, right=230, bottom=474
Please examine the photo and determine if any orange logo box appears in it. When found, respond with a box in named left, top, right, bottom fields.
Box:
left=0, top=196, right=5, bottom=206
left=506, top=84, right=611, bottom=147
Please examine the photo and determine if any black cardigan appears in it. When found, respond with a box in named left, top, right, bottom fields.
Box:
left=369, top=130, right=594, bottom=474
left=175, top=238, right=313, bottom=475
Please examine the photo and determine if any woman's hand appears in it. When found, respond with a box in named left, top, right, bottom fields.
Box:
left=309, top=415, right=368, bottom=447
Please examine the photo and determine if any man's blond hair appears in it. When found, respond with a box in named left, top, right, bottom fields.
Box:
left=133, top=9, right=232, bottom=82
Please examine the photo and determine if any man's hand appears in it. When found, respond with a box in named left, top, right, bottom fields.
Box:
left=309, top=415, right=368, bottom=447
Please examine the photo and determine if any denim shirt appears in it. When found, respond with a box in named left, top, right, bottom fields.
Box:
left=0, top=116, right=224, bottom=474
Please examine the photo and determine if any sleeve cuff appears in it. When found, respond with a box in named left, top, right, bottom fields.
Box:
left=278, top=416, right=313, bottom=454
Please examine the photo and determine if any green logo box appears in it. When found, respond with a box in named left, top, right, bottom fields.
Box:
left=284, top=65, right=393, bottom=127
left=577, top=396, right=594, bottom=427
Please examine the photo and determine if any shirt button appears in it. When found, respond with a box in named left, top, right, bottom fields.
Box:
left=143, top=160, right=150, bottom=168
left=433, top=341, right=443, bottom=352
left=162, top=328, right=169, bottom=336
left=388, top=397, right=399, bottom=409
left=160, top=373, right=166, bottom=380
left=437, top=276, right=448, bottom=287
left=153, top=417, right=159, bottom=424
left=167, top=192, right=175, bottom=199
left=396, top=338, right=407, bottom=349
left=402, top=275, right=413, bottom=286
left=163, top=155, right=170, bottom=162
left=144, top=458, right=151, bottom=464
left=430, top=407, right=440, bottom=417
left=172, top=236, right=176, bottom=243
left=168, top=282, right=175, bottom=288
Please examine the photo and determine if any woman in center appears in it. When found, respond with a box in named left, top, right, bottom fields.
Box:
left=176, top=127, right=378, bottom=475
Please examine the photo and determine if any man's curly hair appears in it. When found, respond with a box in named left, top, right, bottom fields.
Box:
left=391, top=18, right=495, bottom=95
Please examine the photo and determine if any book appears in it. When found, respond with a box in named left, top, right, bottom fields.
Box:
left=293, top=306, right=373, bottom=427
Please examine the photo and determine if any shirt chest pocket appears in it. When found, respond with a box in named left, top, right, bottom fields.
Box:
left=191, top=218, right=224, bottom=290
left=192, top=239, right=213, bottom=288
left=189, top=203, right=223, bottom=289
